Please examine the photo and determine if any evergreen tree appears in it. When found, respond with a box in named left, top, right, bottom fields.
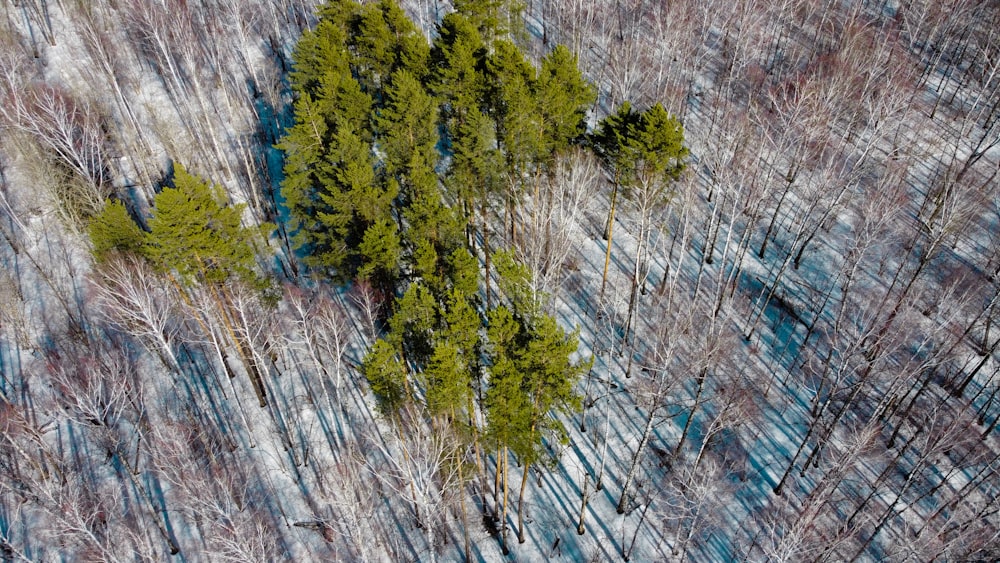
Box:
left=146, top=164, right=268, bottom=289
left=591, top=101, right=642, bottom=299
left=376, top=69, right=440, bottom=177
left=318, top=66, right=374, bottom=143
left=375, top=0, right=430, bottom=78
left=289, top=17, right=352, bottom=98
left=349, top=3, right=397, bottom=92
left=424, top=341, right=469, bottom=419
left=591, top=101, right=641, bottom=186
left=358, top=218, right=401, bottom=293
left=445, top=106, right=502, bottom=247
left=514, top=315, right=587, bottom=542
left=401, top=157, right=465, bottom=290
left=387, top=281, right=439, bottom=369
left=442, top=287, right=482, bottom=375
left=487, top=40, right=544, bottom=178
left=494, top=249, right=538, bottom=321
left=483, top=304, right=531, bottom=555
left=536, top=45, right=595, bottom=160
left=430, top=13, right=487, bottom=121
left=348, top=0, right=429, bottom=92
left=276, top=93, right=329, bottom=255
left=363, top=339, right=408, bottom=416
left=487, top=251, right=590, bottom=546
left=444, top=247, right=481, bottom=299
left=312, top=126, right=391, bottom=278
left=628, top=102, right=688, bottom=186
left=453, top=0, right=526, bottom=45
left=143, top=163, right=274, bottom=407
left=88, top=199, right=146, bottom=262
left=486, top=40, right=545, bottom=245
left=618, top=103, right=687, bottom=345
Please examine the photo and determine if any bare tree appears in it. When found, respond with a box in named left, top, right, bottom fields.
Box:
left=515, top=147, right=600, bottom=313
left=91, top=253, right=183, bottom=373
left=367, top=407, right=464, bottom=563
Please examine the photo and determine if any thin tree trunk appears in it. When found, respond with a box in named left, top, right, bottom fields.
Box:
left=618, top=408, right=655, bottom=513
left=599, top=180, right=619, bottom=305
left=517, top=461, right=531, bottom=543
left=673, top=367, right=708, bottom=459
left=500, top=446, right=510, bottom=555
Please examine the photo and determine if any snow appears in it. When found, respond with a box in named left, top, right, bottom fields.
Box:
left=1, top=0, right=999, bottom=561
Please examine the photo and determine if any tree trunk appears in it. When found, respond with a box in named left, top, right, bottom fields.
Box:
left=500, top=446, right=510, bottom=555
left=673, top=367, right=708, bottom=459
left=599, top=179, right=620, bottom=305
left=618, top=408, right=655, bottom=513
left=576, top=474, right=589, bottom=535
left=517, top=461, right=531, bottom=543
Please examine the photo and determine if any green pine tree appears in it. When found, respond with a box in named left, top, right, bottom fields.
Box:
left=363, top=339, right=408, bottom=416
left=514, top=315, right=587, bottom=543
left=348, top=0, right=429, bottom=92
left=424, top=341, right=469, bottom=419
left=146, top=164, right=269, bottom=289
left=88, top=199, right=146, bottom=262
left=276, top=93, right=329, bottom=253
left=487, top=40, right=544, bottom=177
left=536, top=44, right=595, bottom=160
left=628, top=102, right=688, bottom=186
left=430, top=13, right=487, bottom=120
left=358, top=218, right=402, bottom=293
left=590, top=101, right=642, bottom=299
left=376, top=69, right=440, bottom=177
left=387, top=281, right=439, bottom=368
left=453, top=0, right=526, bottom=45
left=444, top=247, right=481, bottom=299
left=483, top=304, right=532, bottom=555
left=289, top=18, right=352, bottom=97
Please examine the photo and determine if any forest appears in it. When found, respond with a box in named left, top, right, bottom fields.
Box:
left=0, top=0, right=999, bottom=561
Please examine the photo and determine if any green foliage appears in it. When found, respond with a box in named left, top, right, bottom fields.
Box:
left=494, top=249, right=537, bottom=320
left=444, top=107, right=502, bottom=228
left=351, top=4, right=396, bottom=92
left=430, top=13, right=487, bottom=117
left=519, top=315, right=588, bottom=459
left=276, top=94, right=328, bottom=248
left=536, top=45, right=595, bottom=158
left=318, top=68, right=374, bottom=142
left=444, top=248, right=480, bottom=299
left=146, top=164, right=269, bottom=288
left=483, top=254, right=589, bottom=464
left=591, top=101, right=687, bottom=199
left=88, top=199, right=146, bottom=262
left=348, top=0, right=429, bottom=91
left=400, top=159, right=465, bottom=288
left=443, top=288, right=481, bottom=368
left=357, top=218, right=401, bottom=290
left=375, top=0, right=430, bottom=77
left=289, top=18, right=351, bottom=97
left=629, top=103, right=688, bottom=185
left=309, top=126, right=392, bottom=277
left=387, top=281, right=439, bottom=367
left=484, top=305, right=532, bottom=452
left=410, top=238, right=439, bottom=284
left=363, top=339, right=408, bottom=416
left=424, top=341, right=469, bottom=417
left=487, top=40, right=544, bottom=173
left=453, top=0, right=526, bottom=45
left=590, top=101, right=641, bottom=181
left=376, top=70, right=440, bottom=176
left=328, top=128, right=387, bottom=224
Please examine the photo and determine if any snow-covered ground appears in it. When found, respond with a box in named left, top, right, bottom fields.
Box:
left=1, top=0, right=999, bottom=561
